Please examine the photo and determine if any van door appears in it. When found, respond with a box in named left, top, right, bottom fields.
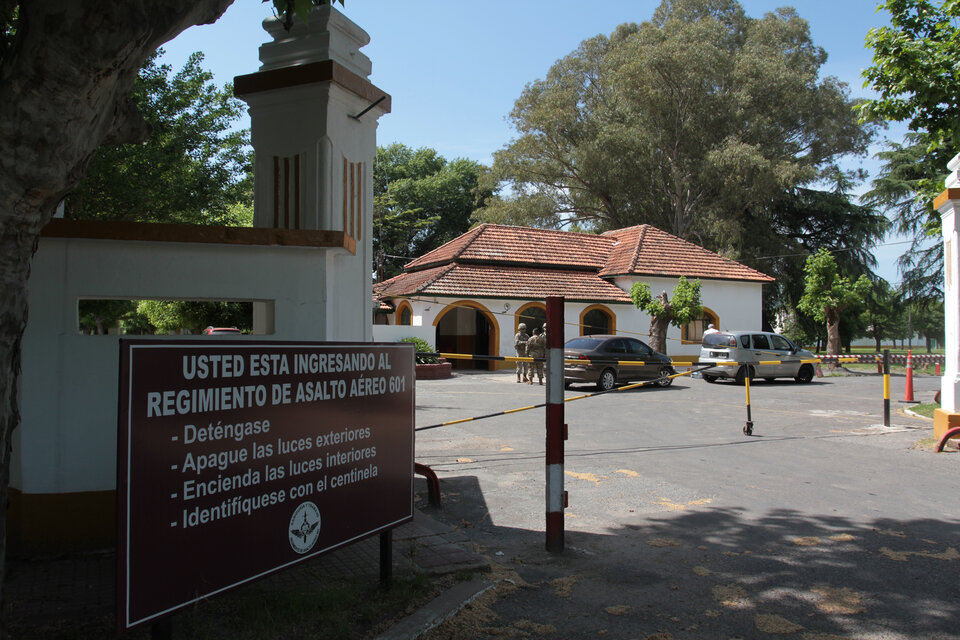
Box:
left=750, top=333, right=780, bottom=378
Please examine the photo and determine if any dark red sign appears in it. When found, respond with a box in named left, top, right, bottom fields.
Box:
left=116, top=340, right=414, bottom=630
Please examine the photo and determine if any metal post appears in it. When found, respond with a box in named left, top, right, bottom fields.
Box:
left=883, top=349, right=891, bottom=427
left=380, top=530, right=392, bottom=588
left=744, top=368, right=754, bottom=436
left=545, top=296, right=565, bottom=553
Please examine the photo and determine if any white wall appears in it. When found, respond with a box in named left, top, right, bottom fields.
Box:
left=14, top=236, right=358, bottom=494
left=372, top=324, right=435, bottom=345
left=376, top=277, right=765, bottom=365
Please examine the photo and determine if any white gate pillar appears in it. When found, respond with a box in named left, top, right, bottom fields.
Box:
left=234, top=5, right=390, bottom=341
left=934, top=153, right=960, bottom=438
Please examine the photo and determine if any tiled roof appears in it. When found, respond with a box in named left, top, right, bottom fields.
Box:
left=404, top=223, right=613, bottom=272
left=375, top=264, right=632, bottom=303
left=376, top=223, right=773, bottom=301
left=375, top=264, right=454, bottom=298
left=600, top=225, right=774, bottom=282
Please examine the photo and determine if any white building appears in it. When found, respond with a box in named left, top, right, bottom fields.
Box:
left=374, top=223, right=774, bottom=368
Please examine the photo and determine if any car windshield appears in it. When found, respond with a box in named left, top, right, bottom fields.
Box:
left=702, top=333, right=737, bottom=347
left=566, top=337, right=603, bottom=350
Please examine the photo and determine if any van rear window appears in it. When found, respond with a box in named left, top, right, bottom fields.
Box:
left=702, top=333, right=737, bottom=347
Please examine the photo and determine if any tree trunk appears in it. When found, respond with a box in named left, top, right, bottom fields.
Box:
left=0, top=0, right=234, bottom=621
left=875, top=334, right=881, bottom=352
left=648, top=315, right=670, bottom=355
left=825, top=307, right=842, bottom=357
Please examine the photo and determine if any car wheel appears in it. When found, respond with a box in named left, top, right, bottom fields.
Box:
left=656, top=366, right=673, bottom=387
left=597, top=368, right=616, bottom=391
left=795, top=364, right=814, bottom=383
left=702, top=374, right=717, bottom=383
left=735, top=365, right=754, bottom=385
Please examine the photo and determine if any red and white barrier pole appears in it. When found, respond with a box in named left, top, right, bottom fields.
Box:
left=545, top=296, right=566, bottom=553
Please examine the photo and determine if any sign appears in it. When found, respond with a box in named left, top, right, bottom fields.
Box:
left=116, top=340, right=414, bottom=630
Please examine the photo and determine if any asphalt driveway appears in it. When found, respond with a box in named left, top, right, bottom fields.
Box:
left=413, top=370, right=957, bottom=639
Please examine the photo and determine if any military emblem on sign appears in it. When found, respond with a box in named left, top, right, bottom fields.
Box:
left=288, top=501, right=321, bottom=554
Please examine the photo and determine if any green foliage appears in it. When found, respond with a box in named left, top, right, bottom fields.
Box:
left=400, top=336, right=439, bottom=364
left=630, top=277, right=703, bottom=326
left=483, top=0, right=872, bottom=248
left=78, top=300, right=138, bottom=335
left=65, top=51, right=252, bottom=225
left=0, top=5, right=17, bottom=62
left=374, top=143, right=494, bottom=280
left=860, top=279, right=903, bottom=349
left=859, top=0, right=960, bottom=292
left=136, top=300, right=252, bottom=334
left=859, top=0, right=960, bottom=148
left=266, top=0, right=345, bottom=29
left=797, top=249, right=871, bottom=324
left=862, top=134, right=947, bottom=297
left=757, top=179, right=888, bottom=320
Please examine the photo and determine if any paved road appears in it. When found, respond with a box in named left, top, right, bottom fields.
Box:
left=413, top=370, right=959, bottom=639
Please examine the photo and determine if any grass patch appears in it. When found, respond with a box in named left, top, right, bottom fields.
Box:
left=7, top=571, right=446, bottom=640
left=910, top=403, right=939, bottom=419
left=174, top=573, right=438, bottom=640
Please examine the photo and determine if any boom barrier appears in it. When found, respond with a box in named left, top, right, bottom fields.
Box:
left=415, top=363, right=719, bottom=432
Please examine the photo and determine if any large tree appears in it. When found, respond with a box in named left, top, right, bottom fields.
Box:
left=0, top=0, right=239, bottom=612
left=859, top=0, right=960, bottom=294
left=629, top=276, right=702, bottom=355
left=479, top=0, right=872, bottom=249
left=65, top=51, right=252, bottom=225
left=797, top=249, right=872, bottom=356
left=373, top=143, right=493, bottom=280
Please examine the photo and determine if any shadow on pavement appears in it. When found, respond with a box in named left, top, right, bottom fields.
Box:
left=423, top=474, right=960, bottom=639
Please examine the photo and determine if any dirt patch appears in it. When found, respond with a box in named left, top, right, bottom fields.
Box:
left=646, top=537, right=683, bottom=548
left=565, top=471, right=604, bottom=484
left=712, top=583, right=750, bottom=608
left=755, top=613, right=803, bottom=634
left=828, top=533, right=856, bottom=542
left=422, top=564, right=528, bottom=640
left=549, top=575, right=578, bottom=598
left=810, top=586, right=865, bottom=615
left=692, top=566, right=712, bottom=576
left=879, top=546, right=960, bottom=562
left=604, top=605, right=631, bottom=616
left=792, top=536, right=822, bottom=546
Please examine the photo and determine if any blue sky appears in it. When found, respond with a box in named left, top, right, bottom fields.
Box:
left=162, top=0, right=921, bottom=284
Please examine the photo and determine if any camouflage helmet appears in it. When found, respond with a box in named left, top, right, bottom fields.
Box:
left=518, top=323, right=527, bottom=331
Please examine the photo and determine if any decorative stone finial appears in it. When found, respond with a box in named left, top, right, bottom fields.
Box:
left=258, top=4, right=372, bottom=77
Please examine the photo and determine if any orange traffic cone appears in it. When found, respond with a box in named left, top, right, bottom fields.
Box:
left=903, top=349, right=916, bottom=402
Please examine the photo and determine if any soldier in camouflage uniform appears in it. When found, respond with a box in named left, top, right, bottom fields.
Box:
left=527, top=327, right=546, bottom=384
left=514, top=323, right=530, bottom=382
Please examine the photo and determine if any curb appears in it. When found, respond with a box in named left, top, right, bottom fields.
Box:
left=374, top=576, right=495, bottom=640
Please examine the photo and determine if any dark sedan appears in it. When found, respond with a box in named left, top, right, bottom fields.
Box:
left=563, top=335, right=675, bottom=391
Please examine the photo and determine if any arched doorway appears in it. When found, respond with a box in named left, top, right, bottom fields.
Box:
left=580, top=305, right=615, bottom=335
left=516, top=302, right=546, bottom=334
left=434, top=302, right=498, bottom=370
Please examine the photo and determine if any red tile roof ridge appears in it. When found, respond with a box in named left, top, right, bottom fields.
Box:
left=601, top=224, right=773, bottom=282
left=404, top=224, right=488, bottom=271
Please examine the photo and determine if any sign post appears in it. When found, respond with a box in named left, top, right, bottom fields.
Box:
left=117, top=340, right=414, bottom=632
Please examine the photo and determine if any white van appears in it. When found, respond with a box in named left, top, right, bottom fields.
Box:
left=699, top=331, right=817, bottom=384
